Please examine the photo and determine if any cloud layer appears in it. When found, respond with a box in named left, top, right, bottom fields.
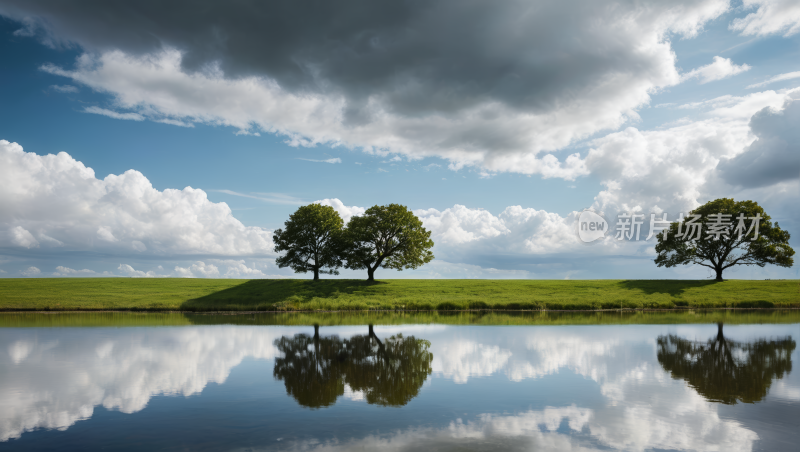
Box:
left=0, top=140, right=272, bottom=257
left=1, top=0, right=735, bottom=176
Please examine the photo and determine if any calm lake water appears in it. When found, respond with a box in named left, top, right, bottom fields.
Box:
left=1, top=312, right=798, bottom=451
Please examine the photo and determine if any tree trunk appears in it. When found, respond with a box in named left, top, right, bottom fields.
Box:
left=313, top=323, right=320, bottom=355
left=715, top=267, right=723, bottom=281
left=367, top=267, right=375, bottom=281
left=313, top=267, right=320, bottom=281
left=368, top=323, right=385, bottom=355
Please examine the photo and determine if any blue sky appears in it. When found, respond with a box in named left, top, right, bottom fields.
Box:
left=0, top=1, right=798, bottom=280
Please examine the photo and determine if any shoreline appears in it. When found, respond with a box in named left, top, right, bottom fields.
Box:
left=2, top=306, right=800, bottom=314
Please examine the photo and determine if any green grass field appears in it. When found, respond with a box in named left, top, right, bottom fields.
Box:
left=0, top=278, right=797, bottom=312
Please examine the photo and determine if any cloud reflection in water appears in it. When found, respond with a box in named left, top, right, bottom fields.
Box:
left=0, top=323, right=795, bottom=451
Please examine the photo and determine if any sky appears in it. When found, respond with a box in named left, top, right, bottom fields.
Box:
left=0, top=0, right=798, bottom=280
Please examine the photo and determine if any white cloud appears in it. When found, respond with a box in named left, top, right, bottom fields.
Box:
left=118, top=264, right=162, bottom=278
left=747, top=70, right=800, bottom=89
left=417, top=204, right=581, bottom=254
left=82, top=106, right=144, bottom=121
left=296, top=158, right=341, bottom=164
left=586, top=89, right=798, bottom=218
left=415, top=205, right=509, bottom=245
left=0, top=140, right=273, bottom=257
left=9, top=226, right=38, bottom=248
left=32, top=0, right=731, bottom=178
left=730, top=0, right=800, bottom=37
left=214, top=190, right=305, bottom=206
left=216, top=259, right=267, bottom=278
left=173, top=261, right=220, bottom=278
left=315, top=198, right=366, bottom=224
left=96, top=226, right=118, bottom=242
left=54, top=266, right=95, bottom=276
left=37, top=232, right=63, bottom=247
left=681, top=56, right=751, bottom=84
left=173, top=259, right=269, bottom=278
left=50, top=84, right=78, bottom=93
left=154, top=118, right=194, bottom=128
left=20, top=266, right=41, bottom=277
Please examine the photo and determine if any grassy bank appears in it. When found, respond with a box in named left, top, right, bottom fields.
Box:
left=0, top=278, right=798, bottom=312
left=2, top=309, right=800, bottom=328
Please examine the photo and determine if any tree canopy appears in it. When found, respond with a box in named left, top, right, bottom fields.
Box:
left=342, top=204, right=434, bottom=281
left=657, top=323, right=795, bottom=404
left=654, top=198, right=794, bottom=280
left=272, top=203, right=344, bottom=280
left=273, top=327, right=433, bottom=408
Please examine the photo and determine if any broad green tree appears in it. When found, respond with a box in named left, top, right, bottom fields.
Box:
left=273, top=203, right=344, bottom=280
left=654, top=198, right=794, bottom=280
left=657, top=324, right=794, bottom=404
left=342, top=204, right=434, bottom=281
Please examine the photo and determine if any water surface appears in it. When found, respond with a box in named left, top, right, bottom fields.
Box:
left=1, top=312, right=798, bottom=451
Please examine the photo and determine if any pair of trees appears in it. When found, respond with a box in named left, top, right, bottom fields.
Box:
left=272, top=203, right=434, bottom=281
left=654, top=198, right=794, bottom=280
left=273, top=327, right=433, bottom=408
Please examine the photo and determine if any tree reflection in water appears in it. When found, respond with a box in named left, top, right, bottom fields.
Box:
left=273, top=324, right=433, bottom=408
left=657, top=323, right=795, bottom=404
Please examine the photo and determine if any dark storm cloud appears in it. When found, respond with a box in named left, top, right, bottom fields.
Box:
left=1, top=0, right=731, bottom=176
left=0, top=0, right=695, bottom=119
left=718, top=100, right=800, bottom=188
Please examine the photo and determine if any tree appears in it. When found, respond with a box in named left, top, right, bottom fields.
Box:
left=273, top=204, right=344, bottom=281
left=654, top=198, right=794, bottom=280
left=657, top=323, right=794, bottom=404
left=341, top=204, right=434, bottom=281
